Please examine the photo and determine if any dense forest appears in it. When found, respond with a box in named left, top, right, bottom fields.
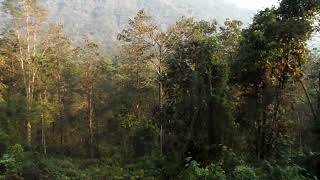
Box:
left=0, top=0, right=320, bottom=179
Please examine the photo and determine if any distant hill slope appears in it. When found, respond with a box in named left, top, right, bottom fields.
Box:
left=39, top=0, right=254, bottom=52
left=1, top=0, right=254, bottom=53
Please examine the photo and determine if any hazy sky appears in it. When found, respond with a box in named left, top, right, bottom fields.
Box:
left=226, top=0, right=279, bottom=10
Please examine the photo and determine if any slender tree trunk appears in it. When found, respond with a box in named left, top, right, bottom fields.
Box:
left=318, top=70, right=320, bottom=115
left=268, top=80, right=285, bottom=152
left=27, top=121, right=32, bottom=146
left=40, top=92, right=48, bottom=155
left=26, top=84, right=32, bottom=147
left=158, top=52, right=164, bottom=109
left=96, top=109, right=101, bottom=155
left=57, top=74, right=64, bottom=147
left=253, top=86, right=263, bottom=160
left=207, top=101, right=217, bottom=146
left=300, top=80, right=317, bottom=121
left=24, top=0, right=33, bottom=147
left=41, top=112, right=47, bottom=155
left=88, top=86, right=94, bottom=158
left=24, top=0, right=31, bottom=56
left=160, top=125, right=163, bottom=154
left=59, top=111, right=64, bottom=146
left=258, top=106, right=268, bottom=160
left=158, top=57, right=164, bottom=154
left=135, top=56, right=141, bottom=118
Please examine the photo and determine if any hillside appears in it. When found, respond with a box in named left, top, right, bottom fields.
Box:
left=38, top=0, right=253, bottom=52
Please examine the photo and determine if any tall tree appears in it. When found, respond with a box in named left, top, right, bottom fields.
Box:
left=235, top=0, right=320, bottom=159
left=2, top=0, right=50, bottom=146
left=118, top=10, right=157, bottom=119
left=72, top=40, right=112, bottom=158
left=36, top=24, right=72, bottom=152
left=162, top=21, right=233, bottom=161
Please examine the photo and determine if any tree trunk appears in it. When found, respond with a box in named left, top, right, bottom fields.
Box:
left=59, top=111, right=64, bottom=147
left=88, top=87, right=94, bottom=158
left=318, top=70, right=320, bottom=115
left=41, top=113, right=47, bottom=155
left=57, top=76, right=65, bottom=147
left=27, top=121, right=32, bottom=147
left=136, top=56, right=141, bottom=118
left=158, top=57, right=164, bottom=154
left=207, top=101, right=217, bottom=147
left=300, top=80, right=317, bottom=121
left=160, top=125, right=163, bottom=155
left=40, top=92, right=48, bottom=155
left=26, top=84, right=32, bottom=147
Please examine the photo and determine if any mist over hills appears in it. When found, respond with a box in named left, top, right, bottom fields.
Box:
left=36, top=0, right=254, bottom=52
left=1, top=0, right=317, bottom=53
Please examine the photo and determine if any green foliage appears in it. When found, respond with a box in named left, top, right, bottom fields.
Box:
left=163, top=28, right=234, bottom=160
left=0, top=130, right=8, bottom=156
left=0, top=96, right=28, bottom=144
left=132, top=122, right=158, bottom=157
left=0, top=144, right=24, bottom=176
left=233, top=0, right=320, bottom=159
left=220, top=146, right=246, bottom=173
left=121, top=155, right=165, bottom=179
left=39, top=158, right=88, bottom=179
left=182, top=158, right=226, bottom=180
left=279, top=165, right=314, bottom=180
left=35, top=155, right=165, bottom=179
left=8, top=144, right=24, bottom=161
left=262, top=162, right=316, bottom=180
left=232, top=165, right=257, bottom=180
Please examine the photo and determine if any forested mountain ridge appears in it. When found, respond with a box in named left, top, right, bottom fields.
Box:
left=36, top=0, right=253, bottom=52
